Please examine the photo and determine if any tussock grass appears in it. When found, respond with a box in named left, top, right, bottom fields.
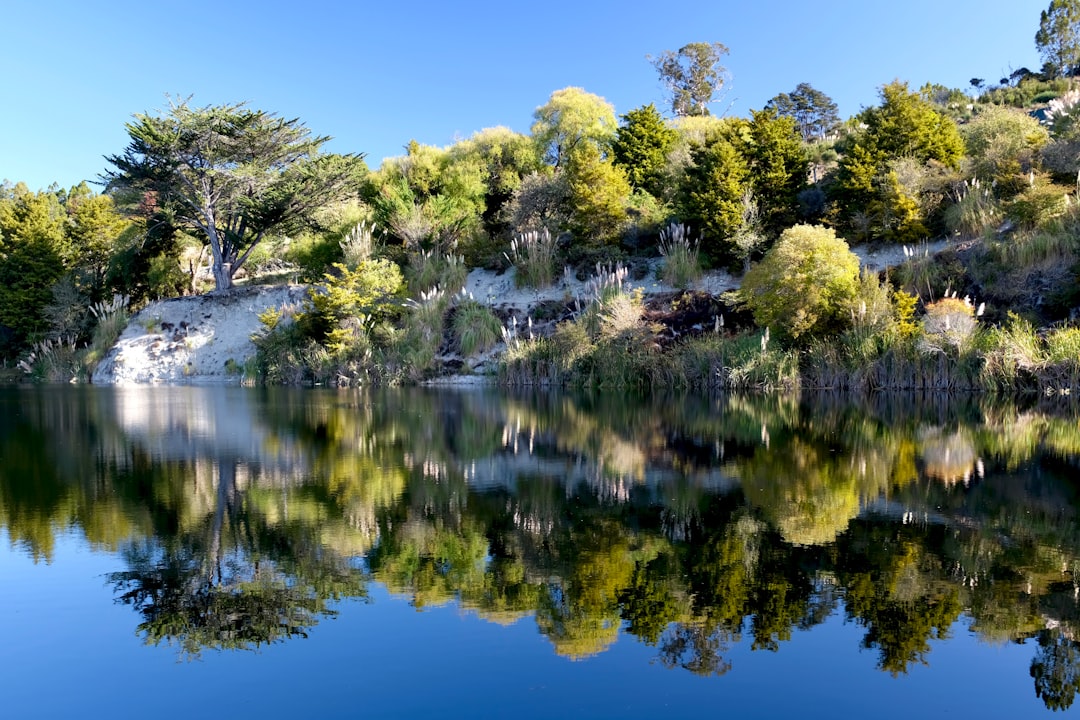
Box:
left=83, top=295, right=130, bottom=374
left=658, top=223, right=701, bottom=288
left=944, top=178, right=999, bottom=238
left=408, top=251, right=467, bottom=295
left=453, top=297, right=501, bottom=356
left=18, top=336, right=83, bottom=383
left=987, top=230, right=1077, bottom=268
left=507, top=229, right=558, bottom=289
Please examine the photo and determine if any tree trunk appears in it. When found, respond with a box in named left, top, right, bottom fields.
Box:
left=213, top=261, right=232, bottom=291
left=204, top=220, right=233, bottom=292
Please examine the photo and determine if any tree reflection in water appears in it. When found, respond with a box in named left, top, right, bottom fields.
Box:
left=3, top=386, right=1080, bottom=708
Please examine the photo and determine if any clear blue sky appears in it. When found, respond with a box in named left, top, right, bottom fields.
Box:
left=1, top=0, right=1046, bottom=191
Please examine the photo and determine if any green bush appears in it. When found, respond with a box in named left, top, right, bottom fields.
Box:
left=1006, top=184, right=1071, bottom=230
left=740, top=224, right=860, bottom=341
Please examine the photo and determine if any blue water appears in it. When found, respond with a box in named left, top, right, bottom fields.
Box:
left=0, top=386, right=1075, bottom=718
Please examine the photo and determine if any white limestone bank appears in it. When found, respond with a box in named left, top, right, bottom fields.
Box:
left=90, top=240, right=948, bottom=386
left=91, top=285, right=308, bottom=385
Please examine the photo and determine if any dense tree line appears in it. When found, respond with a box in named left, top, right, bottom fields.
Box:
left=4, top=1, right=1080, bottom=385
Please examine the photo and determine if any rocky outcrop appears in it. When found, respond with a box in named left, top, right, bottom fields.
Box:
left=91, top=285, right=308, bottom=385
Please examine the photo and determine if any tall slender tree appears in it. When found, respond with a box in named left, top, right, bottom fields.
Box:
left=650, top=42, right=730, bottom=118
left=1036, top=0, right=1080, bottom=78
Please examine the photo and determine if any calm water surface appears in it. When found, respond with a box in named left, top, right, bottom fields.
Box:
left=2, top=386, right=1079, bottom=718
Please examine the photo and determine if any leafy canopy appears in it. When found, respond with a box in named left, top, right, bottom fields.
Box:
left=765, top=83, right=840, bottom=142
left=1036, top=0, right=1080, bottom=78
left=531, top=87, right=618, bottom=168
left=103, top=98, right=364, bottom=291
left=612, top=103, right=678, bottom=196
left=650, top=42, right=730, bottom=118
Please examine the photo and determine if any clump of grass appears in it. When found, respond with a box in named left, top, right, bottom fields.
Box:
left=1046, top=325, right=1080, bottom=363
left=987, top=230, right=1077, bottom=268
left=658, top=222, right=701, bottom=288
left=1041, top=326, right=1080, bottom=393
left=453, top=292, right=501, bottom=357
left=507, top=229, right=558, bottom=288
left=500, top=320, right=590, bottom=387
left=18, top=336, right=82, bottom=383
left=83, top=294, right=130, bottom=374
left=575, top=263, right=634, bottom=338
left=408, top=251, right=467, bottom=295
left=340, top=221, right=378, bottom=269
left=499, top=272, right=659, bottom=390
left=980, top=313, right=1044, bottom=391
left=980, top=318, right=1080, bottom=394
left=944, top=178, right=999, bottom=238
left=394, top=287, right=450, bottom=381
left=893, top=244, right=960, bottom=301
left=661, top=329, right=799, bottom=392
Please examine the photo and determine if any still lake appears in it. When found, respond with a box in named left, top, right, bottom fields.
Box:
left=2, top=385, right=1079, bottom=718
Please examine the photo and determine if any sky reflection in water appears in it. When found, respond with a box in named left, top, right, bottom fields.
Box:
left=0, top=386, right=1077, bottom=718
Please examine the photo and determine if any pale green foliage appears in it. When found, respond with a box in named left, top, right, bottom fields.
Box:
left=447, top=126, right=543, bottom=240
left=531, top=87, right=618, bottom=167
left=962, top=106, right=1049, bottom=184
left=369, top=146, right=483, bottom=254
left=658, top=223, right=701, bottom=288
left=448, top=126, right=542, bottom=200
left=740, top=225, right=861, bottom=341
